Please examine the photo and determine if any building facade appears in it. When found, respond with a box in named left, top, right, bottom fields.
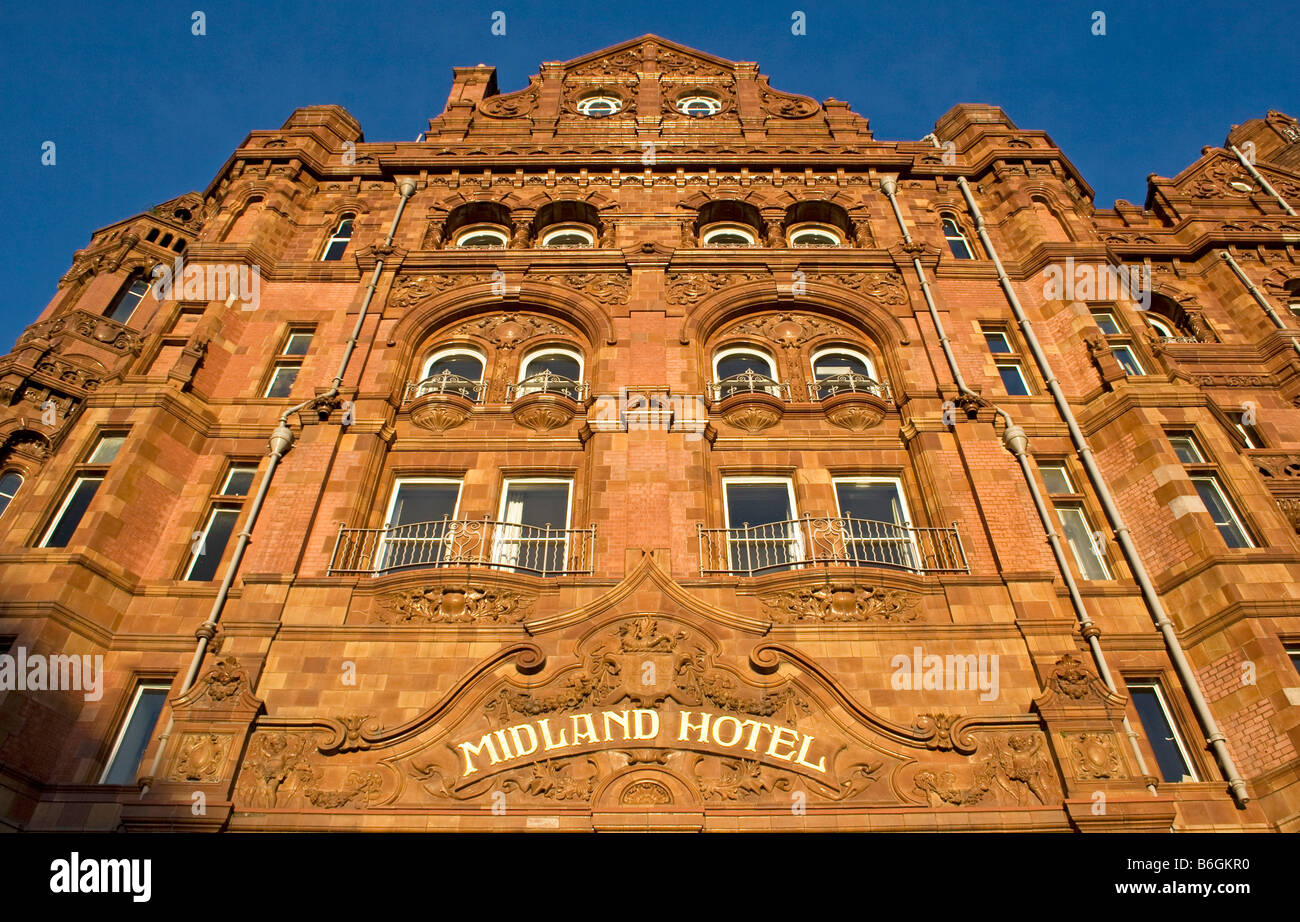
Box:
left=2, top=36, right=1300, bottom=832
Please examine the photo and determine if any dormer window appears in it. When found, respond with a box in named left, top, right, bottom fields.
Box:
left=455, top=225, right=509, bottom=248
left=677, top=95, right=722, bottom=117
left=577, top=96, right=623, bottom=117
left=321, top=214, right=355, bottom=261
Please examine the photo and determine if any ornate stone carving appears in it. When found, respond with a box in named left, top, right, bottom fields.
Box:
left=1275, top=496, right=1300, bottom=533
left=500, top=757, right=599, bottom=801
left=915, top=733, right=1057, bottom=807
left=1252, top=453, right=1300, bottom=480
left=389, top=273, right=491, bottom=309
left=376, top=586, right=532, bottom=624
left=620, top=779, right=672, bottom=805
left=510, top=392, right=582, bottom=431
left=666, top=271, right=768, bottom=305
left=694, top=756, right=794, bottom=800
left=530, top=272, right=630, bottom=305
left=723, top=312, right=851, bottom=347
left=655, top=48, right=731, bottom=78
left=1196, top=373, right=1271, bottom=388
left=171, top=732, right=231, bottom=783
left=301, top=771, right=383, bottom=809
left=760, top=584, right=921, bottom=623
left=421, top=221, right=444, bottom=249
left=237, top=732, right=317, bottom=809
left=1067, top=732, right=1126, bottom=780
left=16, top=310, right=143, bottom=355
left=408, top=392, right=474, bottom=432
left=758, top=86, right=819, bottom=119
left=446, top=312, right=570, bottom=350
left=718, top=393, right=784, bottom=433
left=571, top=49, right=641, bottom=77
left=822, top=393, right=889, bottom=431
left=1045, top=653, right=1109, bottom=703
left=196, top=653, right=249, bottom=706
left=478, top=79, right=542, bottom=118
left=801, top=271, right=907, bottom=305
left=560, top=82, right=636, bottom=117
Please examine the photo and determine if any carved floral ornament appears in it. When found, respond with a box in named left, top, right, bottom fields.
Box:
left=443, top=312, right=572, bottom=350
left=376, top=585, right=534, bottom=624
left=231, top=615, right=1062, bottom=814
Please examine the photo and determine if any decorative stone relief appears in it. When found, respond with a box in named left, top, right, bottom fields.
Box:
left=389, top=273, right=492, bottom=309
left=478, top=79, right=542, bottom=118
left=757, top=86, right=819, bottom=119
left=529, top=272, right=630, bottom=305
left=666, top=271, right=768, bottom=305
left=1044, top=653, right=1111, bottom=704
left=914, top=733, right=1058, bottom=807
left=376, top=586, right=533, bottom=624
left=1066, top=731, right=1127, bottom=781
left=801, top=271, right=907, bottom=305
left=170, top=732, right=232, bottom=783
left=723, top=311, right=851, bottom=348
left=759, top=584, right=921, bottom=623
left=446, top=312, right=571, bottom=350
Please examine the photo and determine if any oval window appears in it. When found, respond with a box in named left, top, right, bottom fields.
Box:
left=577, top=96, right=622, bottom=117
left=677, top=96, right=722, bottom=117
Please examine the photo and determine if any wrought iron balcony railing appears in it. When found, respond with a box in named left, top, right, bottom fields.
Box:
left=506, top=371, right=588, bottom=403
left=404, top=371, right=487, bottom=403
left=807, top=373, right=892, bottom=402
left=697, top=514, right=968, bottom=577
left=328, top=516, right=596, bottom=576
left=706, top=370, right=791, bottom=403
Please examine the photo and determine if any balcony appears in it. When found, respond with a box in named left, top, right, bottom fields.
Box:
left=506, top=371, right=589, bottom=432
left=328, top=516, right=597, bottom=577
left=403, top=371, right=485, bottom=432
left=807, top=374, right=892, bottom=431
left=706, top=370, right=790, bottom=434
left=697, top=515, right=968, bottom=577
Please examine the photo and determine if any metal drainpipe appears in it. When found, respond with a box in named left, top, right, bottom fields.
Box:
left=922, top=136, right=1249, bottom=805
left=1220, top=250, right=1290, bottom=330
left=1228, top=145, right=1297, bottom=217
left=141, top=178, right=418, bottom=794
left=881, top=176, right=1156, bottom=793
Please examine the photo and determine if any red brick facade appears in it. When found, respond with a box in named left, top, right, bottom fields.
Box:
left=2, top=36, right=1299, bottom=831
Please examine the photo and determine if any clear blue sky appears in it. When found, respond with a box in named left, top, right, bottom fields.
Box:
left=2, top=0, right=1295, bottom=351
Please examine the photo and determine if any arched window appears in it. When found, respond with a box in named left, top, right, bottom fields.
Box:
left=700, top=224, right=757, bottom=246
left=811, top=347, right=879, bottom=399
left=106, top=274, right=151, bottom=324
left=455, top=225, right=509, bottom=247
left=577, top=96, right=622, bottom=117
left=518, top=347, right=584, bottom=399
left=677, top=96, right=722, bottom=117
left=320, top=214, right=355, bottom=261
left=941, top=216, right=975, bottom=260
left=0, top=471, right=22, bottom=519
left=1145, top=314, right=1178, bottom=339
left=417, top=348, right=486, bottom=400
left=712, top=347, right=781, bottom=398
left=787, top=223, right=843, bottom=247
left=540, top=225, right=595, bottom=247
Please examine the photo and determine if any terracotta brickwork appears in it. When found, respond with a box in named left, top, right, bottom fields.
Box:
left=1, top=36, right=1299, bottom=832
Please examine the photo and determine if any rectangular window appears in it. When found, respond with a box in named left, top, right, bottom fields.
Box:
left=1126, top=681, right=1198, bottom=783
left=381, top=478, right=463, bottom=570
left=494, top=479, right=572, bottom=574
left=87, top=434, right=126, bottom=465
left=282, top=330, right=314, bottom=356
left=996, top=362, right=1032, bottom=396
left=1040, top=463, right=1109, bottom=580
left=1110, top=344, right=1145, bottom=376
left=983, top=330, right=1014, bottom=354
left=1226, top=412, right=1265, bottom=449
left=1091, top=310, right=1122, bottom=336
left=1168, top=433, right=1204, bottom=464
left=722, top=478, right=800, bottom=574
left=40, top=475, right=105, bottom=548
left=834, top=478, right=917, bottom=569
left=220, top=464, right=258, bottom=497
left=264, top=363, right=300, bottom=398
left=183, top=464, right=258, bottom=581
left=1190, top=475, right=1253, bottom=548
left=99, top=683, right=171, bottom=785
left=1286, top=643, right=1300, bottom=676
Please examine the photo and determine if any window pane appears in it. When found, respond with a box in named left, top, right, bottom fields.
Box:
left=383, top=482, right=462, bottom=570
left=221, top=466, right=257, bottom=496
left=813, top=353, right=871, bottom=379
left=1128, top=684, right=1195, bottom=783
left=836, top=481, right=914, bottom=568
left=1111, top=346, right=1144, bottom=375
left=265, top=364, right=299, bottom=398
left=997, top=363, right=1031, bottom=395
left=984, top=331, right=1012, bottom=353
left=1169, top=436, right=1203, bottom=464
left=88, top=435, right=125, bottom=465
left=497, top=482, right=571, bottom=574
left=725, top=482, right=796, bottom=573
left=1041, top=466, right=1073, bottom=494
left=101, top=686, right=170, bottom=785
left=322, top=240, right=348, bottom=261
left=106, top=279, right=148, bottom=323
left=1057, top=506, right=1109, bottom=580
left=0, top=493, right=11, bottom=519
left=427, top=353, right=485, bottom=382
left=1288, top=646, right=1300, bottom=676
left=1191, top=478, right=1251, bottom=548
left=1092, top=313, right=1121, bottom=335
left=282, top=332, right=313, bottom=356
left=835, top=482, right=904, bottom=523
left=42, top=476, right=104, bottom=547
left=185, top=507, right=239, bottom=581
left=523, top=354, right=580, bottom=381
left=716, top=353, right=773, bottom=380
left=0, top=471, right=22, bottom=516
